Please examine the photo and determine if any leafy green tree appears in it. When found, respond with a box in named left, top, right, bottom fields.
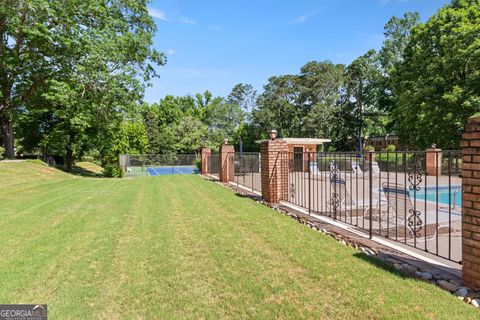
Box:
left=379, top=12, right=420, bottom=75
left=0, top=0, right=58, bottom=158
left=174, top=116, right=211, bottom=153
left=204, top=98, right=244, bottom=142
left=392, top=0, right=480, bottom=149
left=113, top=122, right=149, bottom=155
left=344, top=50, right=386, bottom=149
left=227, top=84, right=257, bottom=120
left=254, top=75, right=302, bottom=138
left=297, top=61, right=345, bottom=138
left=8, top=0, right=163, bottom=169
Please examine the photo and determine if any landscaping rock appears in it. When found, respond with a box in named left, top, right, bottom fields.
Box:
left=402, top=264, right=418, bottom=274
left=454, top=287, right=468, bottom=298
left=377, top=251, right=389, bottom=260
left=437, top=280, right=458, bottom=292
left=393, top=264, right=402, bottom=271
left=449, top=279, right=462, bottom=287
left=415, top=271, right=433, bottom=281
left=385, top=257, right=401, bottom=265
left=471, top=299, right=480, bottom=308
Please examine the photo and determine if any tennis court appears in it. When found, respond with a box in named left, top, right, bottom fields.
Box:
left=146, top=166, right=198, bottom=176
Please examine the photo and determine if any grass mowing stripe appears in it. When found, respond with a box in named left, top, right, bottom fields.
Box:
left=0, top=163, right=477, bottom=319
left=0, top=178, right=103, bottom=217
left=177, top=177, right=474, bottom=319
left=0, top=181, right=129, bottom=293
left=178, top=177, right=338, bottom=318
left=0, top=180, right=139, bottom=318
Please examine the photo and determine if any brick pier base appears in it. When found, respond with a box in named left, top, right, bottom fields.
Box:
left=219, top=142, right=234, bottom=182
left=260, top=138, right=289, bottom=203
left=461, top=115, right=480, bottom=289
left=201, top=147, right=211, bottom=175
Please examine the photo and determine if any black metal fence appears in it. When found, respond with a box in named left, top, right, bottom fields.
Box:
left=279, top=150, right=462, bottom=263
left=206, top=153, right=219, bottom=178
left=233, top=152, right=261, bottom=192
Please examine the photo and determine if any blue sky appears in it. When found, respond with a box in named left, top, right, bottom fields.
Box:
left=144, top=0, right=450, bottom=103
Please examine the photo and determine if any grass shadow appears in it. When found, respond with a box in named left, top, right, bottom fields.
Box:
left=352, top=252, right=411, bottom=280
left=57, top=165, right=102, bottom=177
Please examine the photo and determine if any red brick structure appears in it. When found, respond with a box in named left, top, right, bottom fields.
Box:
left=426, top=147, right=442, bottom=176
left=461, top=115, right=480, bottom=289
left=219, top=140, right=234, bottom=182
left=260, top=133, right=289, bottom=203
left=201, top=147, right=211, bottom=175
left=365, top=152, right=375, bottom=163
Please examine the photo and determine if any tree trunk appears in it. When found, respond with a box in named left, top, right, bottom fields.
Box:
left=65, top=133, right=75, bottom=172
left=0, top=112, right=15, bottom=158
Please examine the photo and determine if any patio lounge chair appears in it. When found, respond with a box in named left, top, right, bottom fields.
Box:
left=379, top=183, right=457, bottom=241
left=352, top=160, right=380, bottom=176
left=327, top=176, right=381, bottom=218
left=351, top=161, right=363, bottom=175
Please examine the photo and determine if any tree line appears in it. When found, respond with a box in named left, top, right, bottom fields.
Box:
left=1, top=0, right=479, bottom=173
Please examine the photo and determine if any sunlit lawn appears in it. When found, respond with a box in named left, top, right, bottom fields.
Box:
left=0, top=161, right=476, bottom=319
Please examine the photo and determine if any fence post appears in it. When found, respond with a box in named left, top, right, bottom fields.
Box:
left=426, top=146, right=442, bottom=176
left=201, top=147, right=211, bottom=175
left=219, top=139, right=234, bottom=182
left=369, top=152, right=373, bottom=239
left=260, top=130, right=289, bottom=203
left=461, top=115, right=480, bottom=290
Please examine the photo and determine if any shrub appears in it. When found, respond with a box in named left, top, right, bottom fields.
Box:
left=364, top=145, right=375, bottom=152
left=0, top=146, right=4, bottom=159
left=102, top=164, right=124, bottom=178
left=195, top=158, right=202, bottom=172
left=385, top=144, right=396, bottom=152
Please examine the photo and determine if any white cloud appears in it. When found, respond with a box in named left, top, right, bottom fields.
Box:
left=179, top=16, right=196, bottom=24
left=166, top=49, right=175, bottom=56
left=148, top=7, right=167, bottom=21
left=288, top=12, right=318, bottom=25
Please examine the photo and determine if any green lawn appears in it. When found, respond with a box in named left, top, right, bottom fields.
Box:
left=0, top=161, right=477, bottom=319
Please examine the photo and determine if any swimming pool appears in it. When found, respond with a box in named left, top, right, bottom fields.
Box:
left=146, top=166, right=198, bottom=176
left=411, top=186, right=462, bottom=207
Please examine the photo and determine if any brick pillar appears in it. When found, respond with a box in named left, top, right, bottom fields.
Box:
left=201, top=147, right=211, bottom=175
left=365, top=152, right=375, bottom=163
left=461, top=115, right=480, bottom=289
left=219, top=141, right=234, bottom=182
left=426, top=147, right=442, bottom=176
left=260, top=136, right=289, bottom=203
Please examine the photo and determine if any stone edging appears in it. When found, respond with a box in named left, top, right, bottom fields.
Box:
left=219, top=181, right=480, bottom=309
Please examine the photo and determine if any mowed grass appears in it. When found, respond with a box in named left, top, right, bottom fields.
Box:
left=0, top=161, right=477, bottom=319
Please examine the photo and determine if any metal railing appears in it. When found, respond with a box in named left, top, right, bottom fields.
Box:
left=279, top=150, right=462, bottom=263
left=233, top=152, right=261, bottom=193
left=206, top=153, right=219, bottom=178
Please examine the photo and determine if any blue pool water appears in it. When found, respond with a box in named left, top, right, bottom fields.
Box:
left=146, top=166, right=198, bottom=176
left=411, top=186, right=462, bottom=207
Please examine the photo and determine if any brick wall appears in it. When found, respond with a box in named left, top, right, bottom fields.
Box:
left=219, top=144, right=234, bottom=182
left=260, top=139, right=289, bottom=203
left=461, top=115, right=480, bottom=289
